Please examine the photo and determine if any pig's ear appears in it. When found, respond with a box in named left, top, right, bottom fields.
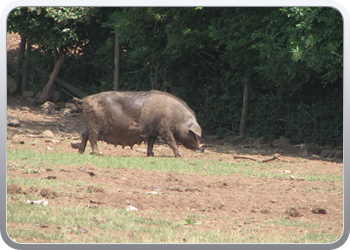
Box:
left=189, top=122, right=202, bottom=137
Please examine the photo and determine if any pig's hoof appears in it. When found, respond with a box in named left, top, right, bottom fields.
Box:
left=90, top=152, right=103, bottom=156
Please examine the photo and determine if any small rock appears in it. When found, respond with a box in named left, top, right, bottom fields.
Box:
left=41, top=101, right=56, bottom=114
left=29, top=186, right=38, bottom=193
left=35, top=91, right=43, bottom=99
left=228, top=135, right=246, bottom=145
left=7, top=117, right=20, bottom=127
left=7, top=74, right=17, bottom=95
left=126, top=205, right=138, bottom=211
left=168, top=186, right=183, bottom=192
left=335, top=150, right=343, bottom=159
left=40, top=188, right=58, bottom=198
left=87, top=186, right=104, bottom=193
left=260, top=209, right=269, bottom=214
left=77, top=226, right=88, bottom=234
left=279, top=136, right=291, bottom=146
left=65, top=102, right=80, bottom=112
left=45, top=139, right=61, bottom=143
left=7, top=184, right=22, bottom=194
left=87, top=171, right=96, bottom=177
left=17, top=128, right=28, bottom=133
left=90, top=199, right=104, bottom=204
left=12, top=135, right=25, bottom=144
left=71, top=142, right=81, bottom=149
left=42, top=130, right=54, bottom=138
left=300, top=149, right=309, bottom=157
left=55, top=102, right=66, bottom=109
left=252, top=137, right=264, bottom=145
left=46, top=176, right=57, bottom=180
left=22, top=90, right=35, bottom=98
left=271, top=139, right=280, bottom=147
left=286, top=207, right=301, bottom=217
left=305, top=144, right=323, bottom=155
left=311, top=207, right=327, bottom=214
left=92, top=217, right=108, bottom=224
left=320, top=149, right=336, bottom=159
left=60, top=169, right=72, bottom=172
left=60, top=108, right=73, bottom=116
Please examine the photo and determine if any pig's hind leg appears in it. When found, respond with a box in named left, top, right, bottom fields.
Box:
left=88, top=128, right=102, bottom=156
left=78, top=129, right=89, bottom=154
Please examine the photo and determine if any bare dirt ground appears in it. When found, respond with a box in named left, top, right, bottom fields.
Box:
left=6, top=32, right=344, bottom=243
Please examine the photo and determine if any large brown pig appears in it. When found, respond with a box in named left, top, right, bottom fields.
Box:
left=73, top=90, right=203, bottom=157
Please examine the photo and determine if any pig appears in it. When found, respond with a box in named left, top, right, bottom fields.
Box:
left=73, top=90, right=204, bottom=157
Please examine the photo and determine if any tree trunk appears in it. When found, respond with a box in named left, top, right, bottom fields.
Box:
left=114, top=22, right=120, bottom=91
left=14, top=35, right=26, bottom=86
left=239, top=78, right=250, bottom=136
left=21, top=39, right=31, bottom=93
left=36, top=50, right=65, bottom=103
left=52, top=48, right=58, bottom=66
left=33, top=66, right=87, bottom=98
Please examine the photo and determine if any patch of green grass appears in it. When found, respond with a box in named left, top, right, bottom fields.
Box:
left=8, top=228, right=64, bottom=242
left=177, top=218, right=202, bottom=226
left=7, top=177, right=87, bottom=189
left=287, top=232, right=339, bottom=243
left=7, top=199, right=341, bottom=243
left=23, top=167, right=40, bottom=174
left=7, top=149, right=342, bottom=182
left=268, top=218, right=321, bottom=229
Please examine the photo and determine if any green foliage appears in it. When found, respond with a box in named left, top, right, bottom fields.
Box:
left=8, top=7, right=99, bottom=50
left=283, top=7, right=343, bottom=84
left=23, top=167, right=40, bottom=174
left=178, top=219, right=202, bottom=226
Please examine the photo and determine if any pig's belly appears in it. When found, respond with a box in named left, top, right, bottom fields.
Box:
left=98, top=129, right=145, bottom=148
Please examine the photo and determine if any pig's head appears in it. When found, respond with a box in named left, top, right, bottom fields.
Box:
left=176, top=121, right=205, bottom=153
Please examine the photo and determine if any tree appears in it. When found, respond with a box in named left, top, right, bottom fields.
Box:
left=208, top=8, right=271, bottom=136
left=7, top=7, right=99, bottom=102
left=249, top=7, right=343, bottom=144
left=250, top=7, right=343, bottom=86
left=284, top=7, right=343, bottom=84
left=114, top=20, right=120, bottom=91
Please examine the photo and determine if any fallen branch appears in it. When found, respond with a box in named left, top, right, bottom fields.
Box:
left=233, top=154, right=280, bottom=163
left=239, top=144, right=261, bottom=150
left=239, top=144, right=271, bottom=150
left=25, top=134, right=45, bottom=138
